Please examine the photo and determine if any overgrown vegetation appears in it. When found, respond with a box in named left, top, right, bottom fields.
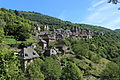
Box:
left=0, top=8, right=120, bottom=80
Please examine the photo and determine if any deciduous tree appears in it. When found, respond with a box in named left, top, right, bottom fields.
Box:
left=61, top=62, right=83, bottom=80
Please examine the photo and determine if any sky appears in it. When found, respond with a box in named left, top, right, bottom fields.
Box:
left=0, top=0, right=120, bottom=30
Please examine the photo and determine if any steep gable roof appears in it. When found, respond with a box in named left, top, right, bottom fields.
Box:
left=20, top=47, right=39, bottom=59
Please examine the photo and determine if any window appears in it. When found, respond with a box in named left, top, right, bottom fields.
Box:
left=25, top=53, right=28, bottom=56
left=33, top=52, right=36, bottom=55
left=67, top=48, right=70, bottom=50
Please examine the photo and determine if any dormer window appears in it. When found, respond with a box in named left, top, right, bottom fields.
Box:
left=25, top=53, right=28, bottom=56
left=33, top=52, right=36, bottom=55
left=67, top=48, right=70, bottom=50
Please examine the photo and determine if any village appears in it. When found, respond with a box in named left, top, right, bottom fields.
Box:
left=15, top=24, right=100, bottom=69
left=35, top=24, right=95, bottom=55
left=0, top=1, right=119, bottom=78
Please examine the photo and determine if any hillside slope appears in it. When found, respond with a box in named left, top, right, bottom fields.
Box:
left=115, top=29, right=120, bottom=33
left=0, top=8, right=120, bottom=80
left=17, top=11, right=114, bottom=33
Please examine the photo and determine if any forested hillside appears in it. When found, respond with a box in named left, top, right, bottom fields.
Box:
left=18, top=11, right=114, bottom=33
left=0, top=8, right=120, bottom=80
left=0, top=8, right=36, bottom=41
left=0, top=8, right=37, bottom=80
left=115, top=29, right=120, bottom=33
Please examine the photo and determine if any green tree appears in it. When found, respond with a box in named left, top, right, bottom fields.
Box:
left=0, top=19, right=6, bottom=28
left=0, top=28, right=4, bottom=43
left=26, top=58, right=45, bottom=80
left=0, top=49, right=24, bottom=80
left=72, top=43, right=89, bottom=56
left=0, top=8, right=35, bottom=41
left=0, top=19, right=5, bottom=43
left=60, top=39, right=71, bottom=46
left=100, top=62, right=120, bottom=80
left=35, top=44, right=43, bottom=56
left=89, top=44, right=97, bottom=51
left=15, top=23, right=32, bottom=41
left=14, top=10, right=20, bottom=16
left=42, top=57, right=62, bottom=80
left=61, top=62, right=83, bottom=80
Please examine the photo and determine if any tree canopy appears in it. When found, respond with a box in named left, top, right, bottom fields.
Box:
left=61, top=62, right=83, bottom=80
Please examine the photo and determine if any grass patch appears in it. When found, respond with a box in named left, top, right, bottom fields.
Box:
left=2, top=37, right=35, bottom=45
left=3, top=38, right=18, bottom=44
left=26, top=38, right=35, bottom=43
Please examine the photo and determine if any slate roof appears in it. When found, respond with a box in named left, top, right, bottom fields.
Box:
left=20, top=48, right=39, bottom=60
left=40, top=39, right=47, bottom=43
left=39, top=31, right=48, bottom=35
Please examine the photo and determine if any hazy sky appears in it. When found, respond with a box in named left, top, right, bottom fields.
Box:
left=0, top=0, right=120, bottom=30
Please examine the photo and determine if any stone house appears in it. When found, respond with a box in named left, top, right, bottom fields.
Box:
left=56, top=28, right=64, bottom=33
left=44, top=25, right=49, bottom=30
left=40, top=33, right=56, bottom=45
left=39, top=39, right=47, bottom=49
left=56, top=42, right=68, bottom=55
left=49, top=28, right=56, bottom=32
left=31, top=43, right=37, bottom=49
left=39, top=31, right=48, bottom=36
left=56, top=34, right=64, bottom=40
left=80, top=29, right=87, bottom=34
left=63, top=30, right=72, bottom=38
left=48, top=33, right=56, bottom=42
left=19, top=47, right=39, bottom=70
left=34, top=24, right=41, bottom=32
left=43, top=47, right=58, bottom=56
left=71, top=26, right=81, bottom=34
left=81, top=34, right=91, bottom=40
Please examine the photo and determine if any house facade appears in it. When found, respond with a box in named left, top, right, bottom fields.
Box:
left=18, top=47, right=40, bottom=70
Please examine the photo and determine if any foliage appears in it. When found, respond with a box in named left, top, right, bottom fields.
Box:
left=115, top=29, right=120, bottom=33
left=1, top=8, right=120, bottom=80
left=61, top=62, right=83, bottom=80
left=19, top=10, right=114, bottom=33
left=0, top=28, right=4, bottom=43
left=0, top=48, right=25, bottom=80
left=0, top=8, right=35, bottom=41
left=19, top=11, right=73, bottom=29
left=26, top=58, right=45, bottom=80
left=34, top=44, right=43, bottom=56
left=42, top=57, right=62, bottom=80
left=100, top=62, right=120, bottom=80
left=72, top=43, right=89, bottom=55
left=48, top=42, right=56, bottom=47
